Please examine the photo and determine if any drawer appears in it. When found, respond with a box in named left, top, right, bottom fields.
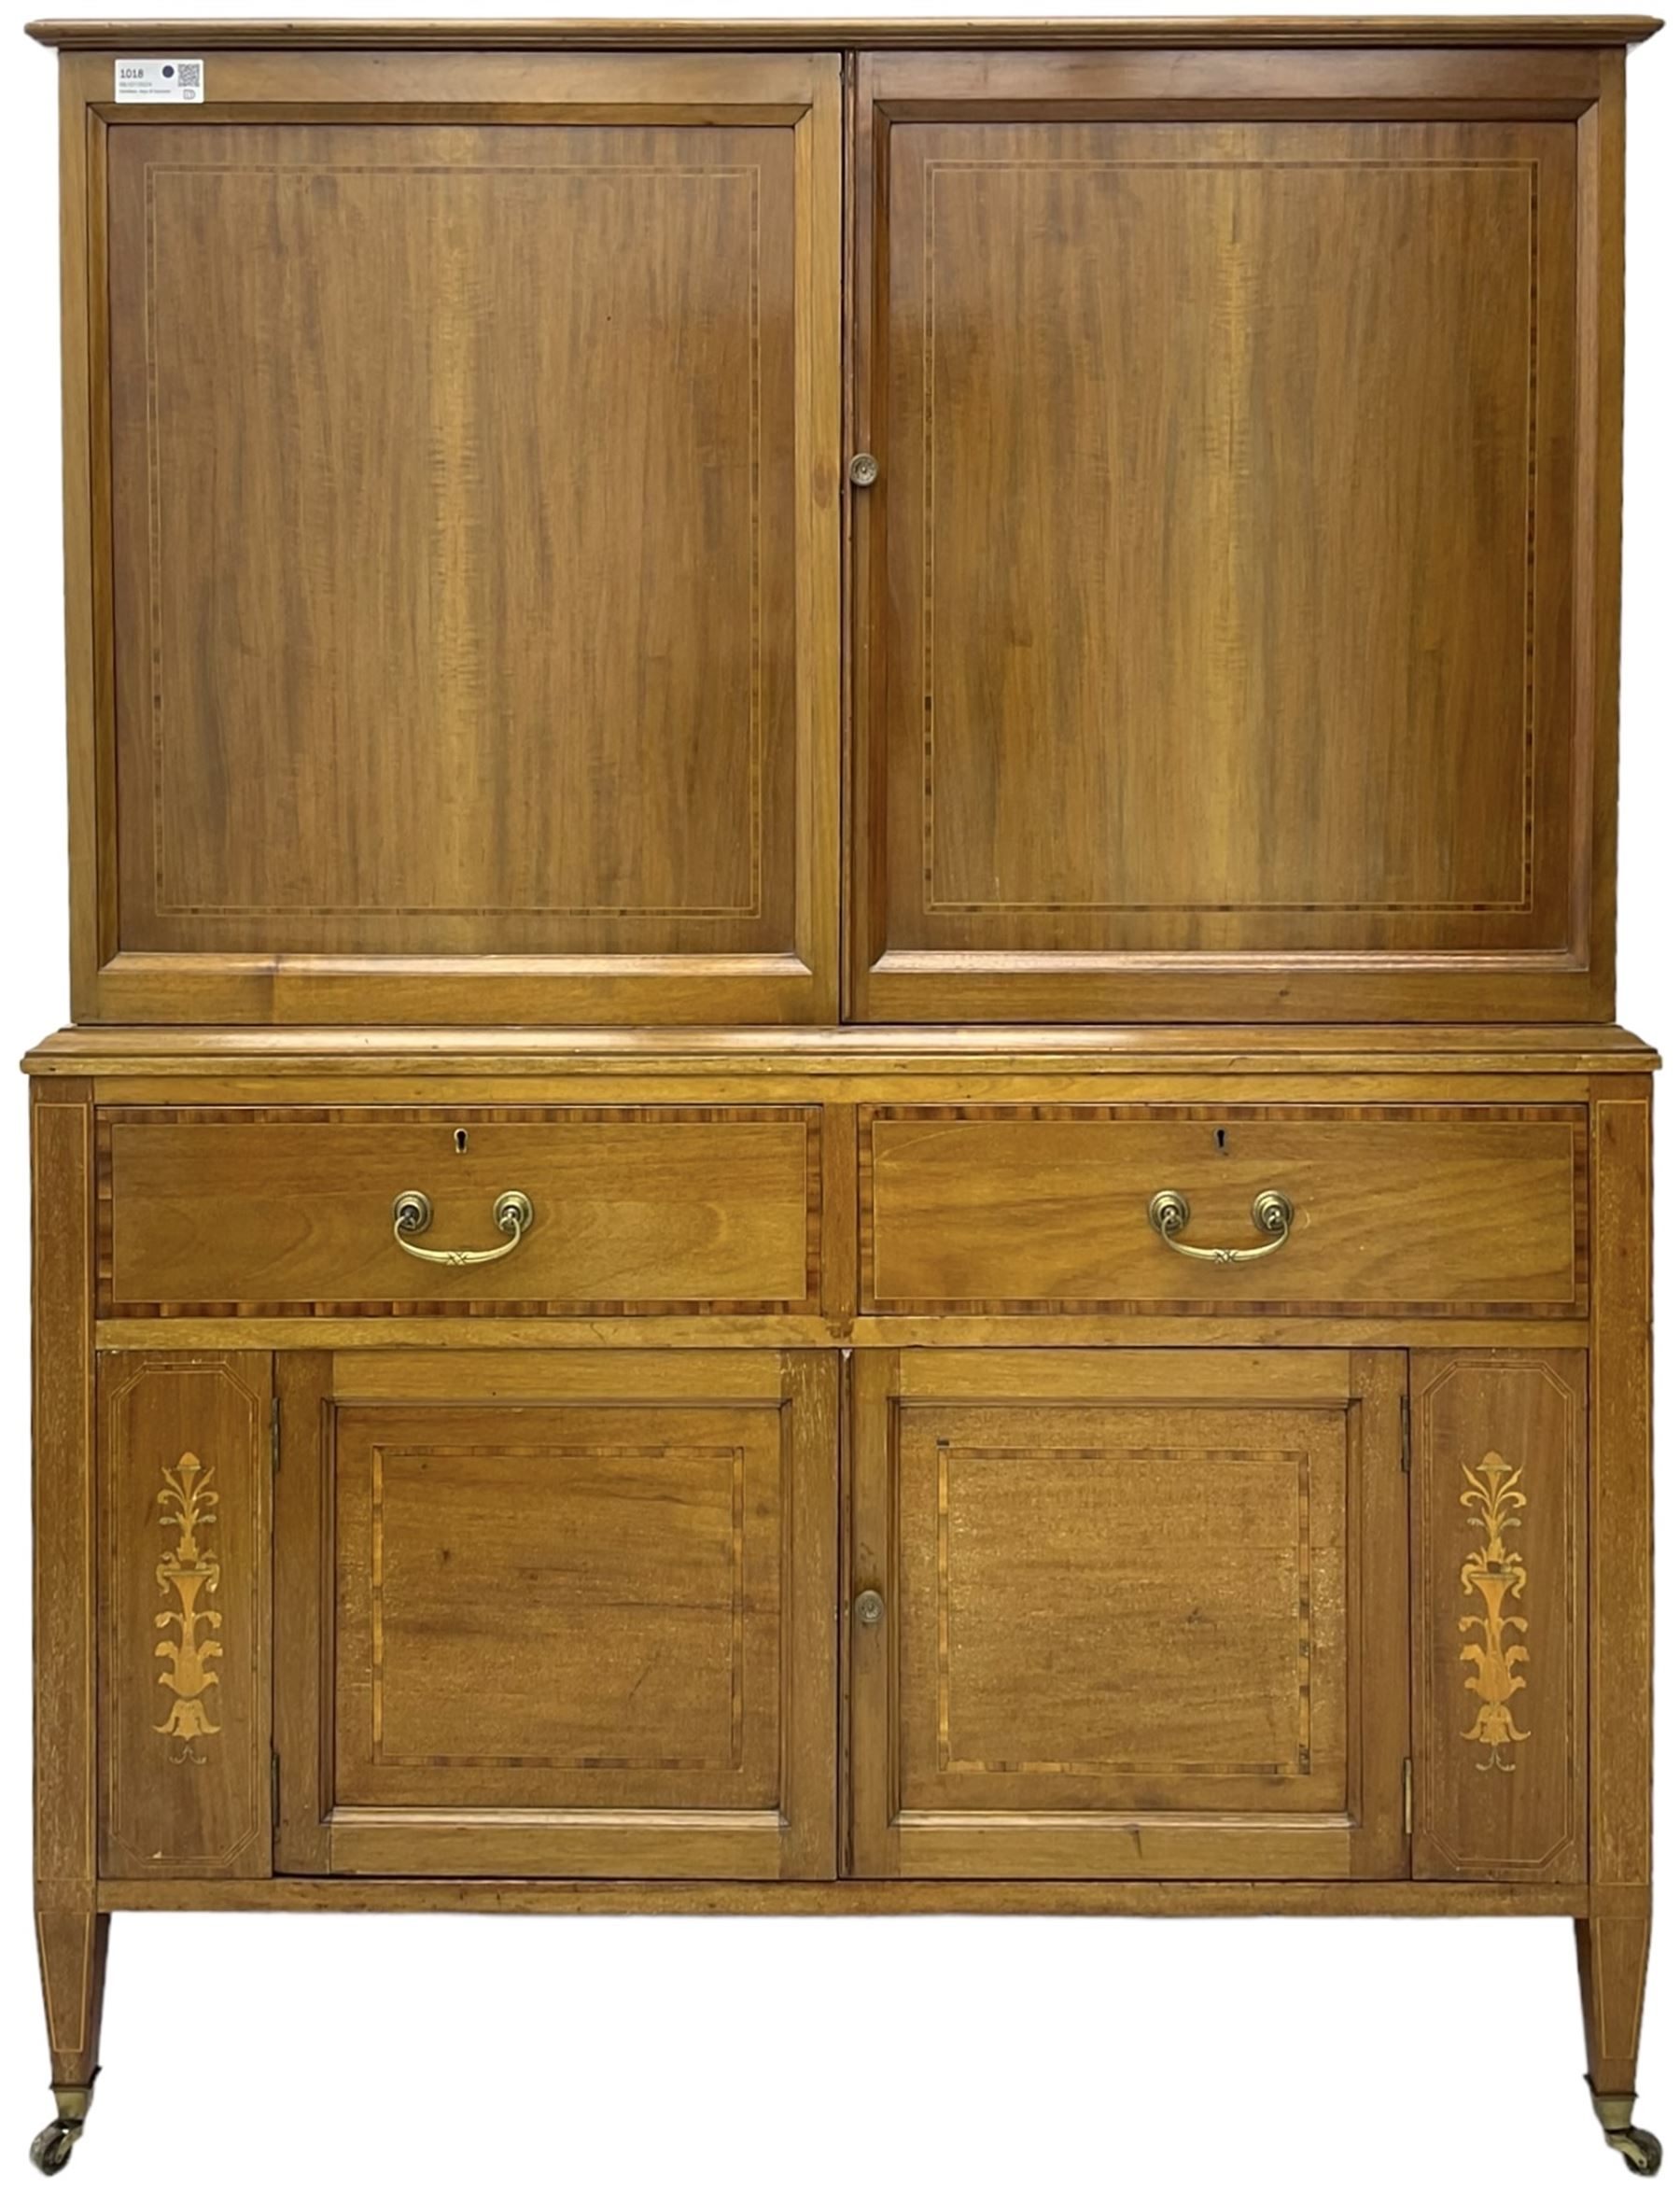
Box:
left=100, top=1106, right=822, bottom=1314
left=860, top=1103, right=1587, bottom=1315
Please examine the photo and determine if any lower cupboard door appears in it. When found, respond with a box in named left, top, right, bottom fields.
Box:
left=273, top=1351, right=838, bottom=1878
left=849, top=1350, right=1409, bottom=1880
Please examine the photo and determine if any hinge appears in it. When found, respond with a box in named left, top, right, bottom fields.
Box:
left=1400, top=1396, right=1411, bottom=1476
left=271, top=1748, right=281, bottom=1831
left=271, top=1395, right=281, bottom=1476
left=1403, top=1756, right=1414, bottom=1837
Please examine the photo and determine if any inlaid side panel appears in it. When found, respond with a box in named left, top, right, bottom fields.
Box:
left=1411, top=1350, right=1587, bottom=1881
left=98, top=1351, right=273, bottom=1877
left=853, top=99, right=1600, bottom=1021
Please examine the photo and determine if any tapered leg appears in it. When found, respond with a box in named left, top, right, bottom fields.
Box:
left=31, top=1910, right=106, bottom=2172
left=1577, top=1911, right=1650, bottom=2097
left=35, top=1909, right=108, bottom=2090
left=1577, top=1911, right=1662, bottom=2176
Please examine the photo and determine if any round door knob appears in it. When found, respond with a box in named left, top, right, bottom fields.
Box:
left=855, top=1589, right=886, bottom=1628
left=848, top=452, right=879, bottom=486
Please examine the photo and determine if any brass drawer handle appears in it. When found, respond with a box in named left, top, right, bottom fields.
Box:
left=392, top=1188, right=534, bottom=1268
left=1148, top=1187, right=1295, bottom=1266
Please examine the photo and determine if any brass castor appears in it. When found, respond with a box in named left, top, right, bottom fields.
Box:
left=1591, top=2086, right=1664, bottom=2178
left=28, top=2082, right=93, bottom=2179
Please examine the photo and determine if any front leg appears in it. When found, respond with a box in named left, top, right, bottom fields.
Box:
left=31, top=1907, right=107, bottom=2173
left=1577, top=1910, right=1661, bottom=2177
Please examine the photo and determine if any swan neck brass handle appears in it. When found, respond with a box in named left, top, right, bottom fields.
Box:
left=1148, top=1187, right=1295, bottom=1265
left=392, top=1188, right=534, bottom=1268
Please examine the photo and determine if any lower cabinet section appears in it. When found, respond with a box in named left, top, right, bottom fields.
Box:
left=849, top=1349, right=1409, bottom=1878
left=93, top=1342, right=1590, bottom=1889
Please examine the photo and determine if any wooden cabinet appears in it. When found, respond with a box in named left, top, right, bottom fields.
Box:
left=850, top=1350, right=1408, bottom=1879
left=21, top=15, right=1664, bottom=2185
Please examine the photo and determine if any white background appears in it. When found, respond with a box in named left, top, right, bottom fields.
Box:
left=0, top=5, right=1673, bottom=2198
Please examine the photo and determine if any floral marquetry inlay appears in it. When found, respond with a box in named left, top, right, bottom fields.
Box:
left=1458, top=1451, right=1530, bottom=1773
left=153, top=1452, right=223, bottom=1763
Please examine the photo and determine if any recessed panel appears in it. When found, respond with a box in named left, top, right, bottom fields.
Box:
left=333, top=1403, right=787, bottom=1810
left=897, top=1401, right=1351, bottom=1815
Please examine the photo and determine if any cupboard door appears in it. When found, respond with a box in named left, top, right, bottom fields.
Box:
left=852, top=52, right=1606, bottom=1021
left=1411, top=1351, right=1587, bottom=1881
left=850, top=1351, right=1407, bottom=1878
left=274, top=1352, right=837, bottom=1878
left=95, top=56, right=839, bottom=1023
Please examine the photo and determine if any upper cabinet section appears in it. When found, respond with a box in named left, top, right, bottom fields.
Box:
left=60, top=50, right=840, bottom=1023
left=36, top=27, right=1652, bottom=1025
left=849, top=42, right=1633, bottom=1023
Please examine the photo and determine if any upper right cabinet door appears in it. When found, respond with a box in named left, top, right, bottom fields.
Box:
left=851, top=48, right=1620, bottom=1022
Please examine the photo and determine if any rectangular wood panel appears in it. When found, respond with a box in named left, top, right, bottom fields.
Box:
left=100, top=1105, right=822, bottom=1313
left=852, top=82, right=1606, bottom=1020
left=850, top=1350, right=1408, bottom=1878
left=861, top=1104, right=1586, bottom=1314
left=333, top=1405, right=784, bottom=1808
left=1411, top=1350, right=1587, bottom=1881
left=98, top=1351, right=272, bottom=1877
left=89, top=55, right=839, bottom=1022
left=275, top=1350, right=838, bottom=1878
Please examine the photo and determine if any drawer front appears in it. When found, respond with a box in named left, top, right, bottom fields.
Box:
left=101, top=1106, right=821, bottom=1314
left=861, top=1103, right=1587, bottom=1316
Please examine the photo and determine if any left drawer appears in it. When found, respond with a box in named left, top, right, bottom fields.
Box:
left=98, top=1106, right=823, bottom=1315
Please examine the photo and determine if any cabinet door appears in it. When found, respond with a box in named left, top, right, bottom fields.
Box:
left=850, top=1350, right=1407, bottom=1878
left=274, top=1351, right=837, bottom=1878
left=89, top=54, right=838, bottom=1022
left=851, top=49, right=1612, bottom=1022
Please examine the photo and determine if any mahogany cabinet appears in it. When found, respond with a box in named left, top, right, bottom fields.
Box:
left=21, top=16, right=1663, bottom=2184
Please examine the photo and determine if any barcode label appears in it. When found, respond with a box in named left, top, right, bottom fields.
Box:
left=114, top=58, right=204, bottom=103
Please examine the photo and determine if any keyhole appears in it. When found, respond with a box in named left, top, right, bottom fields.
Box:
left=455, top=1128, right=469, bottom=1154
left=1215, top=1127, right=1227, bottom=1153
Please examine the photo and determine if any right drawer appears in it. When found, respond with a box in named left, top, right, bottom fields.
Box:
left=860, top=1103, right=1587, bottom=1316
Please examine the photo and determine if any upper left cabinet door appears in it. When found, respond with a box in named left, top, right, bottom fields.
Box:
left=76, top=52, right=840, bottom=1022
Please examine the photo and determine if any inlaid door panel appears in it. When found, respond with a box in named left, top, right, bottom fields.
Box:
left=98, top=1351, right=273, bottom=1878
left=273, top=1351, right=837, bottom=1877
left=852, top=58, right=1606, bottom=1020
left=850, top=1350, right=1408, bottom=1877
left=1411, top=1350, right=1587, bottom=1881
left=95, top=56, right=839, bottom=1022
